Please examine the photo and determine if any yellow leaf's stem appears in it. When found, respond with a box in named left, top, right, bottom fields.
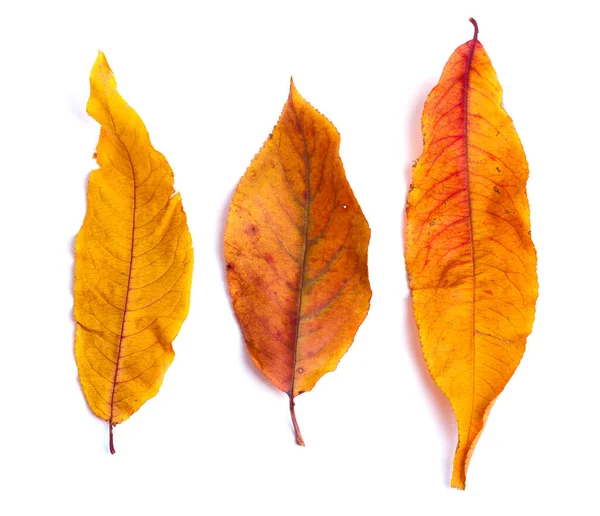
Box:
left=109, top=423, right=115, bottom=454
left=289, top=397, right=305, bottom=446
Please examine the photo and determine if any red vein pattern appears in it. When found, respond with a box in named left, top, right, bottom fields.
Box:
left=405, top=21, right=538, bottom=488
left=74, top=52, right=193, bottom=452
left=224, top=81, right=371, bottom=444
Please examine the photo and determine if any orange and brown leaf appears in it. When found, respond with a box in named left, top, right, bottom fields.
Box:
left=405, top=20, right=538, bottom=489
left=224, top=81, right=371, bottom=445
left=74, top=52, right=193, bottom=453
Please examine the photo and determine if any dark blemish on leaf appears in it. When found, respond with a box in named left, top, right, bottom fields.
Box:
left=264, top=253, right=274, bottom=264
left=429, top=220, right=435, bottom=226
left=494, top=186, right=500, bottom=194
left=505, top=210, right=509, bottom=214
left=484, top=289, right=493, bottom=295
left=251, top=225, right=257, bottom=233
left=268, top=133, right=273, bottom=139
left=226, top=263, right=234, bottom=271
left=496, top=167, right=502, bottom=173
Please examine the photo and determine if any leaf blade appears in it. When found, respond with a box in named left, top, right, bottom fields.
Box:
left=224, top=81, right=371, bottom=443
left=74, top=52, right=193, bottom=452
left=405, top=22, right=538, bottom=488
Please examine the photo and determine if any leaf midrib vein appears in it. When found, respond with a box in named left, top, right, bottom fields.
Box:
left=463, top=36, right=478, bottom=451
left=108, top=113, right=137, bottom=426
left=288, top=100, right=311, bottom=399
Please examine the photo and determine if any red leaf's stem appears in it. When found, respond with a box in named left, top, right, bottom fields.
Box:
left=469, top=17, right=479, bottom=41
left=289, top=397, right=305, bottom=446
left=109, top=423, right=116, bottom=454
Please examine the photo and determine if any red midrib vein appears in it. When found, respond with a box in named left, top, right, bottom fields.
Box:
left=463, top=20, right=479, bottom=448
left=108, top=142, right=137, bottom=453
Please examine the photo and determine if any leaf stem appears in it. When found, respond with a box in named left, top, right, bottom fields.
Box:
left=469, top=17, right=479, bottom=40
left=289, top=397, right=305, bottom=446
left=109, top=423, right=116, bottom=454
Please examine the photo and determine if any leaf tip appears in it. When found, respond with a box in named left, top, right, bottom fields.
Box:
left=451, top=478, right=466, bottom=491
left=450, top=456, right=467, bottom=489
left=88, top=50, right=117, bottom=117
left=288, top=76, right=299, bottom=99
left=92, top=50, right=111, bottom=76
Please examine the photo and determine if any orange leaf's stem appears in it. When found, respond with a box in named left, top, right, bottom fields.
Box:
left=469, top=17, right=479, bottom=40
left=109, top=422, right=116, bottom=454
left=289, top=397, right=305, bottom=446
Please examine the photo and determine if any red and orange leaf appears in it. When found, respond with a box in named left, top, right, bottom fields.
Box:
left=74, top=52, right=193, bottom=453
left=405, top=20, right=538, bottom=489
left=224, top=80, right=371, bottom=445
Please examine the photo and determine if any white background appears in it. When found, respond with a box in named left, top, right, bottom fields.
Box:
left=1, top=0, right=598, bottom=514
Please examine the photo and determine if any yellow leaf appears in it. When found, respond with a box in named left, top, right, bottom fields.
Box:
left=74, top=52, right=193, bottom=453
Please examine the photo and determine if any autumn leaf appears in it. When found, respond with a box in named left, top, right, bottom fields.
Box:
left=405, top=19, right=538, bottom=489
left=74, top=52, right=193, bottom=453
left=224, top=80, right=371, bottom=445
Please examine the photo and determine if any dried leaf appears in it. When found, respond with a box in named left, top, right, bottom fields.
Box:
left=74, top=52, right=193, bottom=453
left=405, top=19, right=538, bottom=489
left=224, top=80, right=371, bottom=445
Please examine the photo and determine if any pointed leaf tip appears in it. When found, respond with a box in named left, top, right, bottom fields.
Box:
left=93, top=50, right=112, bottom=76
left=288, top=77, right=299, bottom=100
